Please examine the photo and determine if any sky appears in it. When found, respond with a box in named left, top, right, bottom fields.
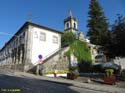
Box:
left=0, top=0, right=125, bottom=49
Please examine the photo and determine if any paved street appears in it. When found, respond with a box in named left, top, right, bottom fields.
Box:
left=0, top=73, right=106, bottom=93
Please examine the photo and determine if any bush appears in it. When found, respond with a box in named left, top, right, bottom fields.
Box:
left=69, top=67, right=77, bottom=72
left=44, top=70, right=68, bottom=74
left=78, top=61, right=92, bottom=73
left=61, top=31, right=76, bottom=47
left=105, top=69, right=114, bottom=77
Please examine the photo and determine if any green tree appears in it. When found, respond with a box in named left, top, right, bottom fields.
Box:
left=61, top=31, right=76, bottom=47
left=65, top=40, right=92, bottom=63
left=87, top=0, right=110, bottom=46
left=62, top=31, right=92, bottom=72
left=65, top=40, right=92, bottom=72
left=110, top=15, right=125, bottom=57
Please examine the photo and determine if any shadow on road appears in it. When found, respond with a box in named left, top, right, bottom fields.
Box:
left=0, top=74, right=79, bottom=93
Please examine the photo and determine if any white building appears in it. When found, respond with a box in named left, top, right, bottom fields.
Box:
left=30, top=23, right=62, bottom=65
left=0, top=22, right=62, bottom=71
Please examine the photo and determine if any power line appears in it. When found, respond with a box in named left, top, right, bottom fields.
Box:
left=0, top=32, right=18, bottom=37
left=0, top=32, right=13, bottom=36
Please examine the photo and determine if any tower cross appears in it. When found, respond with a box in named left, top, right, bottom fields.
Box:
left=28, top=12, right=32, bottom=22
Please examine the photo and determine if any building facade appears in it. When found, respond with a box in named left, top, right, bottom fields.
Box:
left=0, top=10, right=97, bottom=73
left=0, top=22, right=62, bottom=72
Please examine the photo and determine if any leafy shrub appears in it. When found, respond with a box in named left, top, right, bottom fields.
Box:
left=44, top=70, right=68, bottom=74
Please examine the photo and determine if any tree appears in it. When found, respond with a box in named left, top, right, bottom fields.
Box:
left=65, top=40, right=92, bottom=72
left=110, top=15, right=125, bottom=57
left=62, top=31, right=92, bottom=72
left=87, top=0, right=110, bottom=46
left=61, top=31, right=76, bottom=47
left=65, top=40, right=92, bottom=63
left=61, top=31, right=92, bottom=63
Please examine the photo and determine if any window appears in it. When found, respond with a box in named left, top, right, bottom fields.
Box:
left=74, top=23, right=76, bottom=29
left=21, top=33, right=24, bottom=43
left=34, top=31, right=38, bottom=38
left=53, top=36, right=58, bottom=44
left=23, top=32, right=25, bottom=37
left=66, top=23, right=70, bottom=28
left=40, top=32, right=46, bottom=41
left=16, top=39, right=18, bottom=46
left=19, top=35, right=22, bottom=43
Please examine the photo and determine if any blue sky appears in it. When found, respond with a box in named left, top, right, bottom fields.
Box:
left=0, top=0, right=125, bottom=49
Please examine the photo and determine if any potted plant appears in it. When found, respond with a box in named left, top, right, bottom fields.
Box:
left=67, top=66, right=78, bottom=80
left=104, top=69, right=116, bottom=85
left=53, top=69, right=58, bottom=78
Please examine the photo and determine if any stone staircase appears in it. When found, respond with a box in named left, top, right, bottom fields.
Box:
left=27, top=47, right=69, bottom=74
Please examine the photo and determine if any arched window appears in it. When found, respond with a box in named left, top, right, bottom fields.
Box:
left=66, top=23, right=69, bottom=28
left=74, top=23, right=76, bottom=29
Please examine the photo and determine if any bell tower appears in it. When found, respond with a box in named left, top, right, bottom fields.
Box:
left=64, top=10, right=78, bottom=33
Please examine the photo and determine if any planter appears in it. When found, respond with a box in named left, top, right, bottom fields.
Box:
left=104, top=76, right=116, bottom=85
left=67, top=73, right=77, bottom=80
left=53, top=72, right=57, bottom=78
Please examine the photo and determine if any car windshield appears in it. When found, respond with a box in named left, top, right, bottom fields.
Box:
left=95, top=55, right=104, bottom=59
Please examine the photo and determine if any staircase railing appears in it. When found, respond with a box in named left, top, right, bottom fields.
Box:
left=43, top=48, right=60, bottom=61
left=34, top=48, right=61, bottom=65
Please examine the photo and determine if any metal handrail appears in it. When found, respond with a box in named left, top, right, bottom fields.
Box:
left=34, top=48, right=61, bottom=65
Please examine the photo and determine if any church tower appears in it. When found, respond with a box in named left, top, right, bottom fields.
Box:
left=64, top=10, right=78, bottom=34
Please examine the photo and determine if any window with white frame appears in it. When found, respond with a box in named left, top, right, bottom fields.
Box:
left=74, top=23, right=76, bottom=29
left=66, top=22, right=70, bottom=29
left=53, top=36, right=58, bottom=44
left=40, top=32, right=46, bottom=41
left=34, top=31, right=38, bottom=38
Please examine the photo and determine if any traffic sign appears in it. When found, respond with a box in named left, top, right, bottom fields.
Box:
left=38, top=59, right=42, bottom=64
left=38, top=54, right=42, bottom=59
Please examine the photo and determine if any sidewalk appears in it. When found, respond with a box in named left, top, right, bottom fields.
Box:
left=14, top=71, right=125, bottom=93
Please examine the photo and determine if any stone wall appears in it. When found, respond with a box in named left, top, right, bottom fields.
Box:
left=42, top=47, right=69, bottom=73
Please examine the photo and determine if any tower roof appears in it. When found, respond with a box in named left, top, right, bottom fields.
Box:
left=69, top=10, right=73, bottom=18
left=64, top=10, right=77, bottom=23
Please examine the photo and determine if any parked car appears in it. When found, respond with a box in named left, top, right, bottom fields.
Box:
left=95, top=54, right=106, bottom=62
left=93, top=62, right=120, bottom=73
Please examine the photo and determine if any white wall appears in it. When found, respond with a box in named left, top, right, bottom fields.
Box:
left=114, top=57, right=125, bottom=70
left=31, top=27, right=61, bottom=65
